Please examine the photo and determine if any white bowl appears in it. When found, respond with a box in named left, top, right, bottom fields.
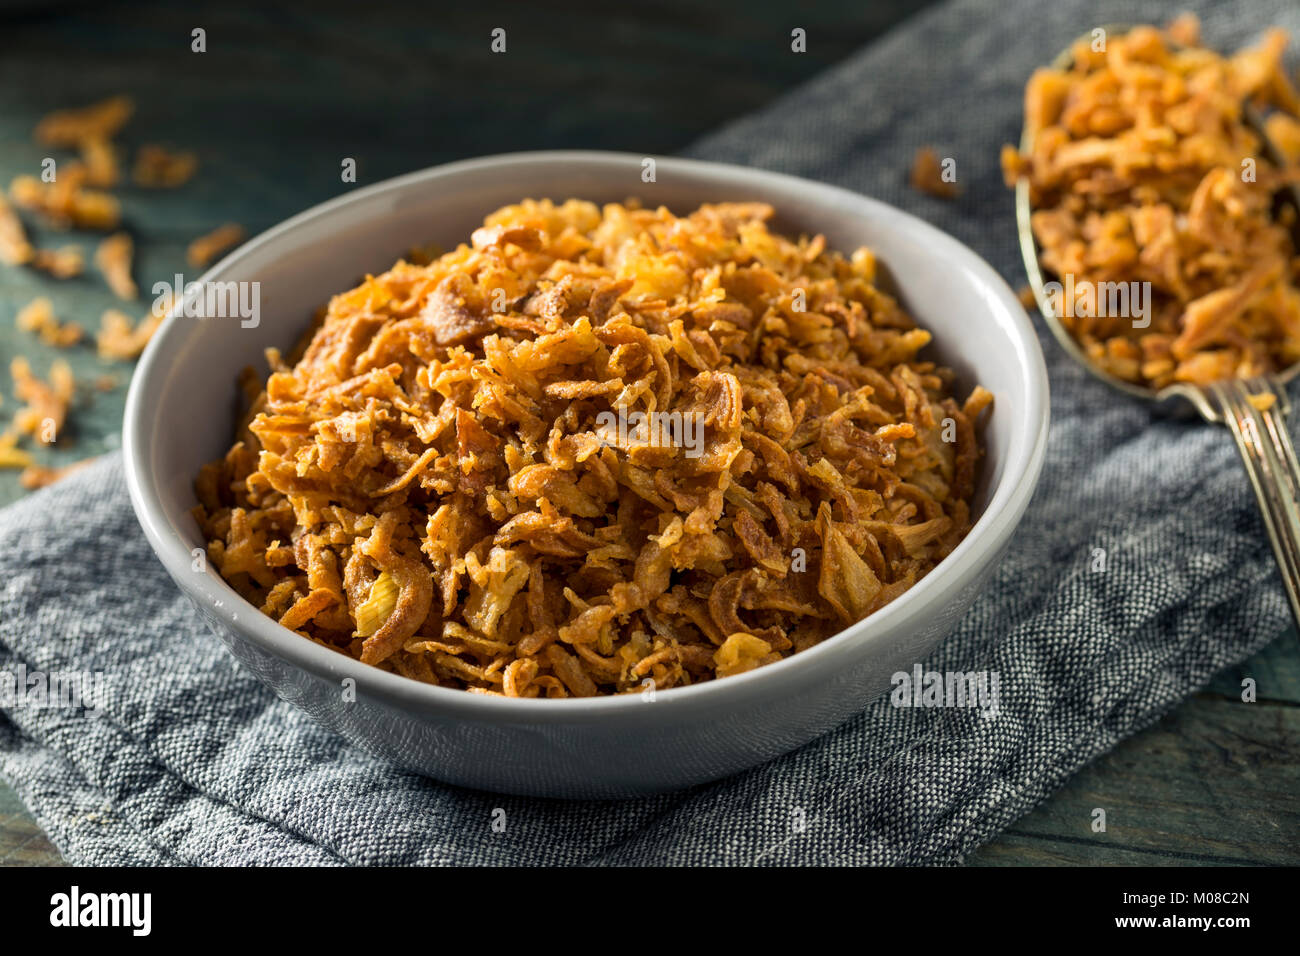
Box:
left=124, top=151, right=1050, bottom=798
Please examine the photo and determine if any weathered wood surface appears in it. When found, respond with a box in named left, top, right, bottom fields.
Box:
left=1, top=0, right=1295, bottom=866
left=0, top=782, right=63, bottom=867
left=969, top=636, right=1300, bottom=865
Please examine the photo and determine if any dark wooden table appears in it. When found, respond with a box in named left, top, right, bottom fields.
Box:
left=1, top=0, right=1295, bottom=866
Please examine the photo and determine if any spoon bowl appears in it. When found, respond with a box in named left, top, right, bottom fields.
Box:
left=1015, top=26, right=1300, bottom=626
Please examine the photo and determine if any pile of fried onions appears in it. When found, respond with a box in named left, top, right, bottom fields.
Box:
left=194, top=200, right=990, bottom=696
left=1003, top=18, right=1300, bottom=388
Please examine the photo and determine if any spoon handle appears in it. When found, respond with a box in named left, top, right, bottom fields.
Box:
left=1205, top=378, right=1300, bottom=627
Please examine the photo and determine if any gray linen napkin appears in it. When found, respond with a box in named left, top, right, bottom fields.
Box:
left=1, top=0, right=1295, bottom=865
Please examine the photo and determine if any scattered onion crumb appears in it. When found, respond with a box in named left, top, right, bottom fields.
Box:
left=0, top=195, right=34, bottom=265
left=79, top=137, right=120, bottom=188
left=187, top=223, right=245, bottom=267
left=1165, top=10, right=1202, bottom=47
left=30, top=244, right=84, bottom=279
left=909, top=147, right=958, bottom=198
left=19, top=457, right=95, bottom=489
left=9, top=356, right=74, bottom=443
left=16, top=297, right=82, bottom=347
left=34, top=95, right=134, bottom=147
left=0, top=433, right=33, bottom=470
left=133, top=144, right=197, bottom=188
left=97, top=305, right=164, bottom=360
left=9, top=168, right=121, bottom=231
left=95, top=231, right=137, bottom=299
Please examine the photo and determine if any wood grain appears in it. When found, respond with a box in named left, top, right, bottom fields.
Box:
left=0, top=783, right=64, bottom=866
left=969, top=636, right=1300, bottom=865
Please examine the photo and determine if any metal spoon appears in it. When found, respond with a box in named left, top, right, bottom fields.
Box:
left=1015, top=29, right=1300, bottom=626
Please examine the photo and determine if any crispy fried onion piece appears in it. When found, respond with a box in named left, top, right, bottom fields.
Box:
left=816, top=502, right=882, bottom=622
left=353, top=512, right=434, bottom=665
